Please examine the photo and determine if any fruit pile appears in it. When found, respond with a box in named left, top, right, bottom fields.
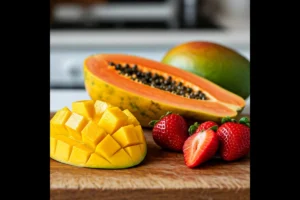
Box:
left=51, top=41, right=250, bottom=170
left=149, top=112, right=250, bottom=168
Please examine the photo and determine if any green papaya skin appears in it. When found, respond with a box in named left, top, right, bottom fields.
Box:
left=161, top=41, right=250, bottom=99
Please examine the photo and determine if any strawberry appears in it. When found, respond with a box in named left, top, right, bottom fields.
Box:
left=149, top=111, right=189, bottom=152
left=216, top=116, right=250, bottom=161
left=183, top=127, right=219, bottom=168
left=188, top=121, right=219, bottom=135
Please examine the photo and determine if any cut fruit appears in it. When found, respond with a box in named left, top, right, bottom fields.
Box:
left=50, top=100, right=147, bottom=169
left=83, top=54, right=246, bottom=127
left=183, top=129, right=219, bottom=168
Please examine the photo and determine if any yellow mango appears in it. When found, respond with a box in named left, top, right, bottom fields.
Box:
left=124, top=145, right=142, bottom=164
left=69, top=144, right=94, bottom=166
left=86, top=153, right=111, bottom=168
left=81, top=121, right=107, bottom=149
left=123, top=109, right=140, bottom=126
left=50, top=137, right=57, bottom=157
left=112, top=124, right=140, bottom=147
left=95, top=134, right=121, bottom=158
left=97, top=107, right=128, bottom=134
left=50, top=100, right=147, bottom=169
left=65, top=113, right=88, bottom=140
left=93, top=100, right=112, bottom=123
left=50, top=107, right=71, bottom=137
left=72, top=100, right=95, bottom=120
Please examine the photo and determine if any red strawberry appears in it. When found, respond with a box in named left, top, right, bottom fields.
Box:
left=216, top=117, right=250, bottom=161
left=183, top=128, right=219, bottom=168
left=188, top=121, right=219, bottom=135
left=149, top=111, right=189, bottom=152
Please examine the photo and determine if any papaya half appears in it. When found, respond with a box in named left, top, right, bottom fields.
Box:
left=83, top=54, right=246, bottom=127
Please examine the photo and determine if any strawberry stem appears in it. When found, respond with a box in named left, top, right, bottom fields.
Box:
left=239, top=117, right=250, bottom=127
left=231, top=118, right=237, bottom=122
left=160, top=111, right=172, bottom=120
left=209, top=125, right=218, bottom=132
left=148, top=120, right=159, bottom=127
left=188, top=122, right=199, bottom=135
left=221, top=116, right=232, bottom=124
left=149, top=111, right=173, bottom=127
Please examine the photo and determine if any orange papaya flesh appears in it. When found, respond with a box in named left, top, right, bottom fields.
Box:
left=83, top=54, right=246, bottom=127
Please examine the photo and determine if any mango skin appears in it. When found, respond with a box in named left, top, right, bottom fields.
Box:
left=161, top=41, right=250, bottom=99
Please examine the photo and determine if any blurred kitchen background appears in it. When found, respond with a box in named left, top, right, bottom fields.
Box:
left=50, top=0, right=250, bottom=114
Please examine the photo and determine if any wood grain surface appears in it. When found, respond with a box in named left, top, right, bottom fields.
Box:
left=50, top=112, right=250, bottom=200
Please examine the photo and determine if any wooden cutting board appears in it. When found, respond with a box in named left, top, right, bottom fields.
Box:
left=50, top=112, right=250, bottom=200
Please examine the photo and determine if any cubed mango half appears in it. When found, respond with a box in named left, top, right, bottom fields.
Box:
left=50, top=100, right=147, bottom=169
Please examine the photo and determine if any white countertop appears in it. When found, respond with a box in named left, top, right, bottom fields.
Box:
left=50, top=89, right=250, bottom=115
left=50, top=29, right=250, bottom=48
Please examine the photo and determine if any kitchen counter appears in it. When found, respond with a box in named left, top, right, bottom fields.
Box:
left=50, top=29, right=249, bottom=48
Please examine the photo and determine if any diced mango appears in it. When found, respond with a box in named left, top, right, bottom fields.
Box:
left=124, top=145, right=143, bottom=164
left=98, top=107, right=128, bottom=134
left=82, top=121, right=107, bottom=149
left=94, top=100, right=111, bottom=119
left=54, top=135, right=80, bottom=162
left=50, top=137, right=57, bottom=157
left=50, top=99, right=147, bottom=169
left=95, top=134, right=121, bottom=158
left=50, top=107, right=71, bottom=137
left=69, top=144, right=93, bottom=165
left=134, top=125, right=146, bottom=144
left=123, top=109, right=140, bottom=126
left=112, top=124, right=140, bottom=147
left=86, top=153, right=112, bottom=168
left=72, top=100, right=95, bottom=120
left=107, top=149, right=133, bottom=168
left=139, top=144, right=147, bottom=155
left=65, top=113, right=88, bottom=140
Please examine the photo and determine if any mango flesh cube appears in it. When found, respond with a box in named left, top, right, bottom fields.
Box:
left=139, top=144, right=147, bottom=155
left=112, top=124, right=140, bottom=147
left=50, top=137, right=57, bottom=157
left=124, top=145, right=143, bottom=164
left=134, top=125, right=146, bottom=144
left=69, top=144, right=93, bottom=166
left=93, top=100, right=112, bottom=123
left=94, top=100, right=111, bottom=117
left=50, top=100, right=147, bottom=169
left=95, top=134, right=121, bottom=158
left=98, top=107, right=128, bottom=134
left=65, top=113, right=88, bottom=140
left=86, top=153, right=112, bottom=168
left=54, top=135, right=80, bottom=162
left=50, top=107, right=71, bottom=137
left=107, top=149, right=133, bottom=168
left=81, top=121, right=107, bottom=149
left=123, top=109, right=140, bottom=126
left=72, top=100, right=95, bottom=120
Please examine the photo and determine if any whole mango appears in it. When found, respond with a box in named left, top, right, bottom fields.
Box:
left=161, top=41, right=250, bottom=99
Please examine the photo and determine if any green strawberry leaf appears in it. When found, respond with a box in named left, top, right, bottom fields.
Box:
left=239, top=117, right=250, bottom=124
left=221, top=116, right=232, bottom=124
left=209, top=125, right=218, bottom=132
left=231, top=118, right=237, bottom=122
left=188, top=122, right=199, bottom=135
left=149, top=120, right=159, bottom=127
left=239, top=117, right=250, bottom=127
left=159, top=111, right=172, bottom=120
